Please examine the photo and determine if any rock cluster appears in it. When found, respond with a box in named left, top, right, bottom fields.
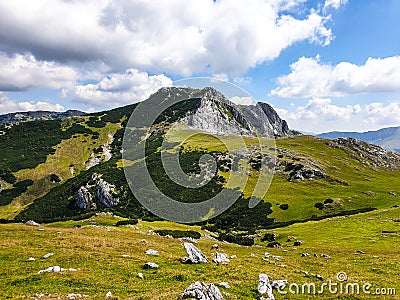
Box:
left=75, top=173, right=119, bottom=210
left=179, top=281, right=223, bottom=300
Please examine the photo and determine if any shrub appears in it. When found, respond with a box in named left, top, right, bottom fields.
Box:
left=218, top=232, right=255, bottom=246
left=314, top=202, right=324, bottom=210
left=279, top=204, right=289, bottom=210
left=115, top=219, right=139, bottom=226
left=154, top=229, right=201, bottom=239
left=261, top=232, right=276, bottom=242
left=324, top=198, right=334, bottom=204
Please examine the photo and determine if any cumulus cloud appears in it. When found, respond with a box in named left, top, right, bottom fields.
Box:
left=324, top=0, right=348, bottom=11
left=0, top=93, right=64, bottom=114
left=229, top=96, right=256, bottom=106
left=0, top=0, right=333, bottom=76
left=271, top=56, right=400, bottom=98
left=61, top=69, right=173, bottom=107
left=275, top=99, right=400, bottom=133
left=0, top=52, right=77, bottom=91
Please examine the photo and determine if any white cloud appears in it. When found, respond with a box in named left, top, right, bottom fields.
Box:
left=0, top=93, right=64, bottom=114
left=323, top=0, right=348, bottom=11
left=275, top=99, right=400, bottom=133
left=61, top=69, right=173, bottom=107
left=0, top=52, right=78, bottom=91
left=271, top=56, right=400, bottom=98
left=230, top=96, right=256, bottom=106
left=0, top=0, right=333, bottom=76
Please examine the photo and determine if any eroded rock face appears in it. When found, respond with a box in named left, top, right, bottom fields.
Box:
left=179, top=282, right=223, bottom=300
left=181, top=242, right=208, bottom=264
left=76, top=186, right=92, bottom=209
left=288, top=166, right=326, bottom=182
left=75, top=173, right=119, bottom=210
left=179, top=87, right=290, bottom=138
left=92, top=174, right=119, bottom=208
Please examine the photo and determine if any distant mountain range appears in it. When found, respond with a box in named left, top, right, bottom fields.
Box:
left=318, top=127, right=400, bottom=152
left=0, top=110, right=85, bottom=125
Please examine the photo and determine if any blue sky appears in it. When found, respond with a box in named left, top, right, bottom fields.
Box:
left=0, top=0, right=399, bottom=133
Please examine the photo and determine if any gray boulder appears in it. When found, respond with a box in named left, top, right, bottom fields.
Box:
left=76, top=186, right=92, bottom=209
left=179, top=281, right=223, bottom=300
left=212, top=252, right=230, bottom=265
left=92, top=173, right=119, bottom=208
left=258, top=274, right=274, bottom=300
left=181, top=243, right=208, bottom=264
left=142, top=262, right=159, bottom=269
left=25, top=220, right=40, bottom=227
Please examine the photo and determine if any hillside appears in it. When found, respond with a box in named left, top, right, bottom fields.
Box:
left=318, top=126, right=400, bottom=152
left=0, top=87, right=399, bottom=229
left=1, top=86, right=400, bottom=299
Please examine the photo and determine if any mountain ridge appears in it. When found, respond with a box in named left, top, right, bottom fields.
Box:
left=318, top=126, right=400, bottom=152
left=0, top=109, right=86, bottom=125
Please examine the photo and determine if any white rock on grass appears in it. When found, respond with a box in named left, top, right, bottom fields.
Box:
left=180, top=243, right=207, bottom=264
left=179, top=281, right=223, bottom=300
left=105, top=291, right=112, bottom=298
left=121, top=254, right=130, bottom=258
left=143, top=262, right=159, bottom=269
left=212, top=253, right=230, bottom=265
left=42, top=253, right=54, bottom=259
left=218, top=282, right=230, bottom=289
left=26, top=220, right=40, bottom=227
left=145, top=249, right=159, bottom=256
left=37, top=266, right=78, bottom=274
left=28, top=257, right=35, bottom=262
left=138, top=273, right=144, bottom=279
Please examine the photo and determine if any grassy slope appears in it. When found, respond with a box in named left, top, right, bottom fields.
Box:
left=174, top=132, right=400, bottom=222
left=0, top=207, right=399, bottom=299
left=0, top=121, right=120, bottom=219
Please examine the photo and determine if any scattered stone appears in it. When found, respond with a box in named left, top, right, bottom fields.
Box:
left=320, top=253, right=331, bottom=259
left=212, top=253, right=230, bottom=265
left=180, top=242, right=208, bottom=264
left=211, top=244, right=219, bottom=250
left=26, top=220, right=40, bottom=227
left=356, top=250, right=366, bottom=254
left=141, top=239, right=148, bottom=244
left=179, top=281, right=223, bottom=300
left=145, top=249, right=159, bottom=256
left=138, top=272, right=144, bottom=279
left=316, top=274, right=324, bottom=281
left=388, top=190, right=397, bottom=197
left=37, top=266, right=64, bottom=274
left=230, top=255, right=237, bottom=259
left=105, top=291, right=112, bottom=298
left=293, top=240, right=303, bottom=246
left=34, top=294, right=45, bottom=299
left=218, top=282, right=230, bottom=289
left=301, top=253, right=311, bottom=257
left=28, top=257, right=35, bottom=262
left=121, top=254, right=130, bottom=258
left=250, top=253, right=256, bottom=257
left=181, top=237, right=197, bottom=243
left=42, top=253, right=54, bottom=259
left=364, top=191, right=376, bottom=196
left=143, top=262, right=159, bottom=269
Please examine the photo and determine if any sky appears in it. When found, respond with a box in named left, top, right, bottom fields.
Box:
left=0, top=0, right=399, bottom=133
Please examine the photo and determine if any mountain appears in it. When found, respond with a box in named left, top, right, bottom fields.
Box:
left=0, top=109, right=86, bottom=125
left=318, top=126, right=400, bottom=152
left=0, top=86, right=399, bottom=234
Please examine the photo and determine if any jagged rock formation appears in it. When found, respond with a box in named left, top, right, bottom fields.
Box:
left=327, top=138, right=400, bottom=170
left=180, top=242, right=208, bottom=264
left=174, top=87, right=290, bottom=137
left=288, top=165, right=327, bottom=182
left=0, top=110, right=85, bottom=125
left=179, top=282, right=223, bottom=300
left=212, top=252, right=230, bottom=265
left=76, top=187, right=92, bottom=210
left=75, top=173, right=119, bottom=209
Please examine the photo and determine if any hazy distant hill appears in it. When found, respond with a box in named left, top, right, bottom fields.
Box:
left=0, top=110, right=85, bottom=125
left=318, top=127, right=400, bottom=152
